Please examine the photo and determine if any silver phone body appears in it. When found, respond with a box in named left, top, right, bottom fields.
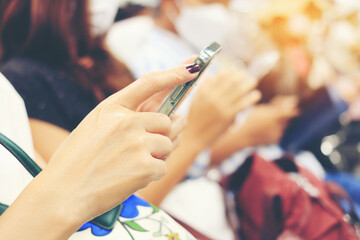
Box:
left=158, top=42, right=222, bottom=116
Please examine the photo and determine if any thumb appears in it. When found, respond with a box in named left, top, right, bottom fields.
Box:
left=107, top=64, right=199, bottom=110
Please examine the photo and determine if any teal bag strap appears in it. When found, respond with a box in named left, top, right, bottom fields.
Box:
left=0, top=133, right=41, bottom=177
left=0, top=132, right=121, bottom=230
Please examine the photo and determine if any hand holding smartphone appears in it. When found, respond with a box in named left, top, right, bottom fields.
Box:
left=158, top=42, right=222, bottom=116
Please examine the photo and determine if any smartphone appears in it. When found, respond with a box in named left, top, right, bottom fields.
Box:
left=158, top=42, right=222, bottom=116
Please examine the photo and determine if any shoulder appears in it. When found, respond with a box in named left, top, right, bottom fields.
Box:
left=0, top=57, right=67, bottom=114
left=1, top=58, right=60, bottom=100
left=0, top=57, right=96, bottom=131
left=1, top=57, right=69, bottom=91
left=1, top=57, right=50, bottom=79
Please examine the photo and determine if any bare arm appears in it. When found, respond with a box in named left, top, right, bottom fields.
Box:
left=210, top=96, right=299, bottom=164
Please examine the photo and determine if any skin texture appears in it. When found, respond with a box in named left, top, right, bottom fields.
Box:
left=0, top=64, right=199, bottom=240
left=210, top=95, right=300, bottom=164
left=137, top=70, right=261, bottom=205
left=30, top=57, right=198, bottom=164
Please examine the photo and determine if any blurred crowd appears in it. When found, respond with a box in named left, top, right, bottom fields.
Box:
left=1, top=0, right=360, bottom=239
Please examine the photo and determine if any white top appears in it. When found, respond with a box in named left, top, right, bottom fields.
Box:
left=0, top=73, right=34, bottom=205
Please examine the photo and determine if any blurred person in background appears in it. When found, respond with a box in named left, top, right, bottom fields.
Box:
left=251, top=0, right=360, bottom=220
left=254, top=0, right=360, bottom=102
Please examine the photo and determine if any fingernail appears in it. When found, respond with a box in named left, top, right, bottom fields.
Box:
left=186, top=63, right=201, bottom=74
left=185, top=63, right=195, bottom=69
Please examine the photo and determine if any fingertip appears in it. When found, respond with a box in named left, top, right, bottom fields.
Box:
left=169, top=64, right=200, bottom=86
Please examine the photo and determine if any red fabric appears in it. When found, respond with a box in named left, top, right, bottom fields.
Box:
left=171, top=215, right=213, bottom=240
left=224, top=155, right=358, bottom=240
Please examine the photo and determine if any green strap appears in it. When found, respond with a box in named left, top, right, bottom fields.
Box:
left=0, top=133, right=42, bottom=177
left=0, top=203, right=8, bottom=215
left=0, top=132, right=120, bottom=229
left=0, top=132, right=41, bottom=216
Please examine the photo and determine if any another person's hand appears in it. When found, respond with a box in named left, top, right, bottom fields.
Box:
left=240, top=95, right=299, bottom=145
left=183, top=69, right=261, bottom=152
left=0, top=64, right=199, bottom=240
left=211, top=95, right=299, bottom=164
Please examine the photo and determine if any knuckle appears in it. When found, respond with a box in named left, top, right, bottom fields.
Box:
left=127, top=136, right=145, bottom=151
left=140, top=156, right=153, bottom=169
left=164, top=137, right=173, bottom=150
left=94, top=104, right=120, bottom=126
left=119, top=113, right=138, bottom=130
left=157, top=114, right=172, bottom=134
left=161, top=114, right=172, bottom=128
left=97, top=103, right=113, bottom=116
left=146, top=160, right=167, bottom=181
left=155, top=161, right=167, bottom=179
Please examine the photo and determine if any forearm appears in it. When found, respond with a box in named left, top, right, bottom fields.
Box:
left=137, top=133, right=204, bottom=206
left=0, top=171, right=84, bottom=240
left=210, top=127, right=253, bottom=165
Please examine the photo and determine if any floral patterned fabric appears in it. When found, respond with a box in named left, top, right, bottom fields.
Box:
left=69, top=195, right=196, bottom=240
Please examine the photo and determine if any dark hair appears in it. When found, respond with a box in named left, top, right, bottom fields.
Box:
left=115, top=4, right=147, bottom=21
left=0, top=0, right=134, bottom=100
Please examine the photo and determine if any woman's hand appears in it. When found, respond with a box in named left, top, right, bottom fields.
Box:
left=0, top=64, right=199, bottom=240
left=183, top=69, right=261, bottom=151
left=169, top=113, right=187, bottom=149
left=136, top=69, right=260, bottom=205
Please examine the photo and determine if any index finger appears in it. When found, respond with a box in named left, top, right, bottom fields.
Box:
left=107, top=63, right=200, bottom=110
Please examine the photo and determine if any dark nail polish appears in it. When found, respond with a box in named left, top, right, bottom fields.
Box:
left=187, top=64, right=200, bottom=74
left=186, top=63, right=196, bottom=69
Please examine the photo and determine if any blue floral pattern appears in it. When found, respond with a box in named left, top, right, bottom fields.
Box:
left=74, top=195, right=195, bottom=239
left=120, top=194, right=151, bottom=218
left=78, top=222, right=112, bottom=236
left=77, top=195, right=150, bottom=236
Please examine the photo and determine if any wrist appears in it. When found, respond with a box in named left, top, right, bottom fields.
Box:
left=233, top=127, right=256, bottom=148
left=30, top=171, right=87, bottom=237
left=0, top=170, right=86, bottom=240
